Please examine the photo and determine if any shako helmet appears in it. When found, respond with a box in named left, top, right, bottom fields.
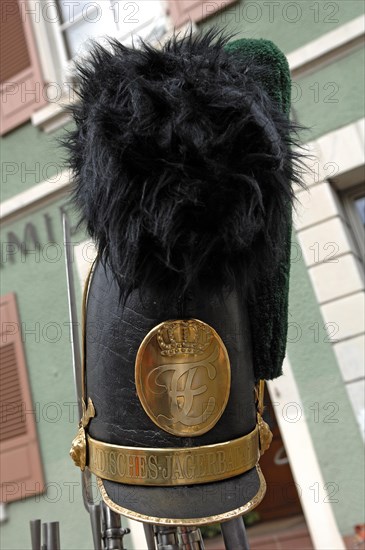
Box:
left=67, top=28, right=301, bottom=525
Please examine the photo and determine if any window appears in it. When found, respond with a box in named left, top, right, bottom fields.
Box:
left=0, top=0, right=46, bottom=135
left=40, top=0, right=239, bottom=87
left=167, top=0, right=238, bottom=28
left=0, top=293, right=44, bottom=503
left=0, top=0, right=241, bottom=128
left=49, top=0, right=165, bottom=79
left=342, top=183, right=365, bottom=262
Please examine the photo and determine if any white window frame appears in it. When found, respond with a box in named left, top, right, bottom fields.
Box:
left=30, top=0, right=195, bottom=132
left=30, top=0, right=169, bottom=87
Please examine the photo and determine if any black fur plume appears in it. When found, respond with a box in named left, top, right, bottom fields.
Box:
left=65, top=28, right=302, bottom=301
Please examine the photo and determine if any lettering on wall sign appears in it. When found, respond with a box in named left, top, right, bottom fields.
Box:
left=1, top=206, right=78, bottom=268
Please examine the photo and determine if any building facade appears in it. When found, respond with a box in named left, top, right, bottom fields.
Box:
left=0, top=1, right=364, bottom=549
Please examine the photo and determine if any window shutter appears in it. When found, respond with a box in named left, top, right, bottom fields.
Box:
left=167, top=0, right=238, bottom=28
left=0, top=0, right=46, bottom=135
left=0, top=293, right=44, bottom=503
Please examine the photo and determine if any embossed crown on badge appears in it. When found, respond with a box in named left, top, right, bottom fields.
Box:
left=157, top=320, right=213, bottom=356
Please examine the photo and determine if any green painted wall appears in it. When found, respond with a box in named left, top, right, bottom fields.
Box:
left=293, top=47, right=365, bottom=140
left=287, top=236, right=365, bottom=534
left=0, top=199, right=115, bottom=550
left=199, top=0, right=364, bottom=54
left=1, top=123, right=69, bottom=202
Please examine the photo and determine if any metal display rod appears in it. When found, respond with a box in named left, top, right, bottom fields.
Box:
left=30, top=520, right=60, bottom=550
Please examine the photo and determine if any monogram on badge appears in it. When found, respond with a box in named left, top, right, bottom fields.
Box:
left=135, top=319, right=231, bottom=437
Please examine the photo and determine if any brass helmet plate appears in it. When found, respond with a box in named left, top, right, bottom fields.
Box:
left=135, top=319, right=231, bottom=437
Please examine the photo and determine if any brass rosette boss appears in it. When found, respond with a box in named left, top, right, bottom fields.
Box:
left=255, top=380, right=273, bottom=456
left=70, top=397, right=95, bottom=471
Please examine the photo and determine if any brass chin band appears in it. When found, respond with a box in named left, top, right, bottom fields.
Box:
left=87, top=426, right=260, bottom=486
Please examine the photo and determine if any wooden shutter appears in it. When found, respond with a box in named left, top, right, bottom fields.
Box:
left=0, top=0, right=46, bottom=135
left=167, top=0, right=238, bottom=28
left=0, top=293, right=44, bottom=503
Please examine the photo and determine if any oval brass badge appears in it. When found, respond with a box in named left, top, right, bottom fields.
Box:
left=135, top=319, right=231, bottom=437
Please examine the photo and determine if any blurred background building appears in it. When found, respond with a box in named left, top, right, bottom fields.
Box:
left=0, top=1, right=364, bottom=549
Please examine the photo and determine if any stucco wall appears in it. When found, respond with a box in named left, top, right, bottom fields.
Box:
left=287, top=236, right=365, bottom=535
left=293, top=47, right=365, bottom=140
left=1, top=124, right=68, bottom=203
left=198, top=0, right=364, bottom=54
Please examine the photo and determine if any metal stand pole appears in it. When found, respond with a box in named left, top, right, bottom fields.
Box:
left=42, top=523, right=47, bottom=550
left=220, top=517, right=250, bottom=550
left=154, top=526, right=180, bottom=550
left=153, top=525, right=204, bottom=550
left=89, top=504, right=103, bottom=550
left=143, top=524, right=156, bottom=550
left=47, top=523, right=61, bottom=550
left=102, top=503, right=130, bottom=550
left=177, top=526, right=204, bottom=549
left=30, top=520, right=41, bottom=550
left=30, top=521, right=61, bottom=550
